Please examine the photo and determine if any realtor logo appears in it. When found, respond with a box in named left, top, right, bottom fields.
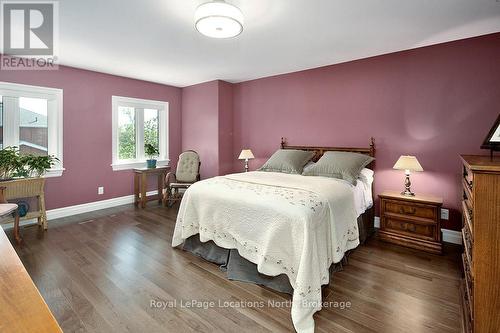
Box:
left=1, top=1, right=59, bottom=70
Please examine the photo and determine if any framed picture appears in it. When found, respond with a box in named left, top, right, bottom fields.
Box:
left=481, top=114, right=500, bottom=151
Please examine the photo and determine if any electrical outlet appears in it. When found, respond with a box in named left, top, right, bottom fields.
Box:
left=98, top=186, right=104, bottom=195
left=441, top=208, right=449, bottom=220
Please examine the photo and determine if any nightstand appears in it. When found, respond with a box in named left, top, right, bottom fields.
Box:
left=378, top=191, right=443, bottom=254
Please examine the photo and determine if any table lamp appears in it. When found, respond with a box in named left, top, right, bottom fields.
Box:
left=238, top=149, right=254, bottom=172
left=393, top=155, right=423, bottom=196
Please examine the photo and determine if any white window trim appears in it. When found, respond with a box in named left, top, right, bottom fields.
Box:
left=111, top=96, right=169, bottom=171
left=0, top=81, right=64, bottom=177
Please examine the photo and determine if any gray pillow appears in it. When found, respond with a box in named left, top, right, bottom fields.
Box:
left=259, top=149, right=314, bottom=174
left=302, top=151, right=375, bottom=184
left=302, top=161, right=316, bottom=173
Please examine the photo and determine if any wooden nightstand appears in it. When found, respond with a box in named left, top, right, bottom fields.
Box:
left=379, top=191, right=443, bottom=254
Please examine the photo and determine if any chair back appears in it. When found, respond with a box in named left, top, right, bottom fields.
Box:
left=176, top=150, right=200, bottom=183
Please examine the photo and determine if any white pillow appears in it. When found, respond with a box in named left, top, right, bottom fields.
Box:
left=358, top=168, right=374, bottom=185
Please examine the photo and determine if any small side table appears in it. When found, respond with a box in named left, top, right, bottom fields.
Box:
left=134, top=166, right=171, bottom=208
left=379, top=191, right=443, bottom=254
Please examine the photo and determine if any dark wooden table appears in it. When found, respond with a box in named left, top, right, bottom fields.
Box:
left=133, top=166, right=171, bottom=208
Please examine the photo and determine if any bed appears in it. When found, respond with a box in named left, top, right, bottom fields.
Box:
left=172, top=138, right=375, bottom=333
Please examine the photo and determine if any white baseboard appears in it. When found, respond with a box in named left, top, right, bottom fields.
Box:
left=48, top=190, right=159, bottom=220
left=1, top=190, right=159, bottom=230
left=442, top=229, right=462, bottom=245
left=373, top=216, right=462, bottom=245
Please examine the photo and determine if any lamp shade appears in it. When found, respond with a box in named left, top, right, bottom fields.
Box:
left=238, top=149, right=254, bottom=160
left=393, top=155, right=423, bottom=172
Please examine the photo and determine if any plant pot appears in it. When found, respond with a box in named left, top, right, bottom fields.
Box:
left=146, top=159, right=157, bottom=168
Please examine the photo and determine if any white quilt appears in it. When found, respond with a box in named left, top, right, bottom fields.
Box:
left=172, top=171, right=360, bottom=333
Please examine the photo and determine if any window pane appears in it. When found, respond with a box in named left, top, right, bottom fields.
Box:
left=118, top=106, right=136, bottom=160
left=19, top=97, right=48, bottom=156
left=144, top=108, right=159, bottom=153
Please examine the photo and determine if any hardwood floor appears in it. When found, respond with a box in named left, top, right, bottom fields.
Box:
left=6, top=203, right=462, bottom=333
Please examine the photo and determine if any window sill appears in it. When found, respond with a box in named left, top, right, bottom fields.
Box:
left=44, top=168, right=65, bottom=178
left=111, top=160, right=170, bottom=171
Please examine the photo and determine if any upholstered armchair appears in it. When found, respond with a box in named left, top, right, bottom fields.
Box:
left=163, top=150, right=201, bottom=207
left=0, top=187, right=21, bottom=245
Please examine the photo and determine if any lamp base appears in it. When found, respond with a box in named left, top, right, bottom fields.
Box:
left=401, top=189, right=415, bottom=196
left=401, top=173, right=415, bottom=196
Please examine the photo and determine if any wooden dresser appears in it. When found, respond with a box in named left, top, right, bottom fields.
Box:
left=379, top=191, right=443, bottom=254
left=460, top=155, right=500, bottom=333
left=0, top=227, right=61, bottom=332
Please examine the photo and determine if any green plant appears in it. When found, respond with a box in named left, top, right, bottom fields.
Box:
left=144, top=143, right=159, bottom=160
left=0, top=146, right=59, bottom=179
left=0, top=147, right=22, bottom=179
left=22, top=154, right=60, bottom=177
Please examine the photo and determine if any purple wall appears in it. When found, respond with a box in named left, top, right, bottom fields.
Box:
left=0, top=64, right=182, bottom=210
left=218, top=81, right=234, bottom=176
left=181, top=80, right=220, bottom=179
left=232, top=33, right=500, bottom=230
left=181, top=80, right=234, bottom=178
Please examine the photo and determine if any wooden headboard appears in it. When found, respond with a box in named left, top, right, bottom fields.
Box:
left=280, top=137, right=376, bottom=168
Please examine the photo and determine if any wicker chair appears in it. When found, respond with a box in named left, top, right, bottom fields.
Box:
left=163, top=150, right=201, bottom=207
left=0, top=187, right=21, bottom=245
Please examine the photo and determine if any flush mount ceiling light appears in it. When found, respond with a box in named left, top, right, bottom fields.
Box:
left=195, top=1, right=244, bottom=38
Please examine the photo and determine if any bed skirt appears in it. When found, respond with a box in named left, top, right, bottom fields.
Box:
left=180, top=214, right=372, bottom=295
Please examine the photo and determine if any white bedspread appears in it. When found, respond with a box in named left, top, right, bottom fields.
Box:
left=172, top=171, right=360, bottom=333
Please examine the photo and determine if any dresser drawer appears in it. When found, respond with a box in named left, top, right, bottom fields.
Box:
left=462, top=253, right=474, bottom=291
left=462, top=254, right=474, bottom=320
left=462, top=178, right=474, bottom=205
left=462, top=226, right=473, bottom=265
left=460, top=280, right=473, bottom=333
left=462, top=200, right=473, bottom=237
left=382, top=217, right=437, bottom=241
left=463, top=164, right=474, bottom=190
left=382, top=200, right=437, bottom=220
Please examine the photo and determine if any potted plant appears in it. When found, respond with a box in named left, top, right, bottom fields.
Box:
left=145, top=143, right=159, bottom=168
left=21, top=154, right=59, bottom=177
left=0, top=147, right=21, bottom=180
left=0, top=146, right=59, bottom=180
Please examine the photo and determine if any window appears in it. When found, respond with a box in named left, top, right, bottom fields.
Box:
left=0, top=82, right=64, bottom=177
left=111, top=96, right=168, bottom=170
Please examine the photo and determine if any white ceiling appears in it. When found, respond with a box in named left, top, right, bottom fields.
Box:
left=59, top=0, right=500, bottom=87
